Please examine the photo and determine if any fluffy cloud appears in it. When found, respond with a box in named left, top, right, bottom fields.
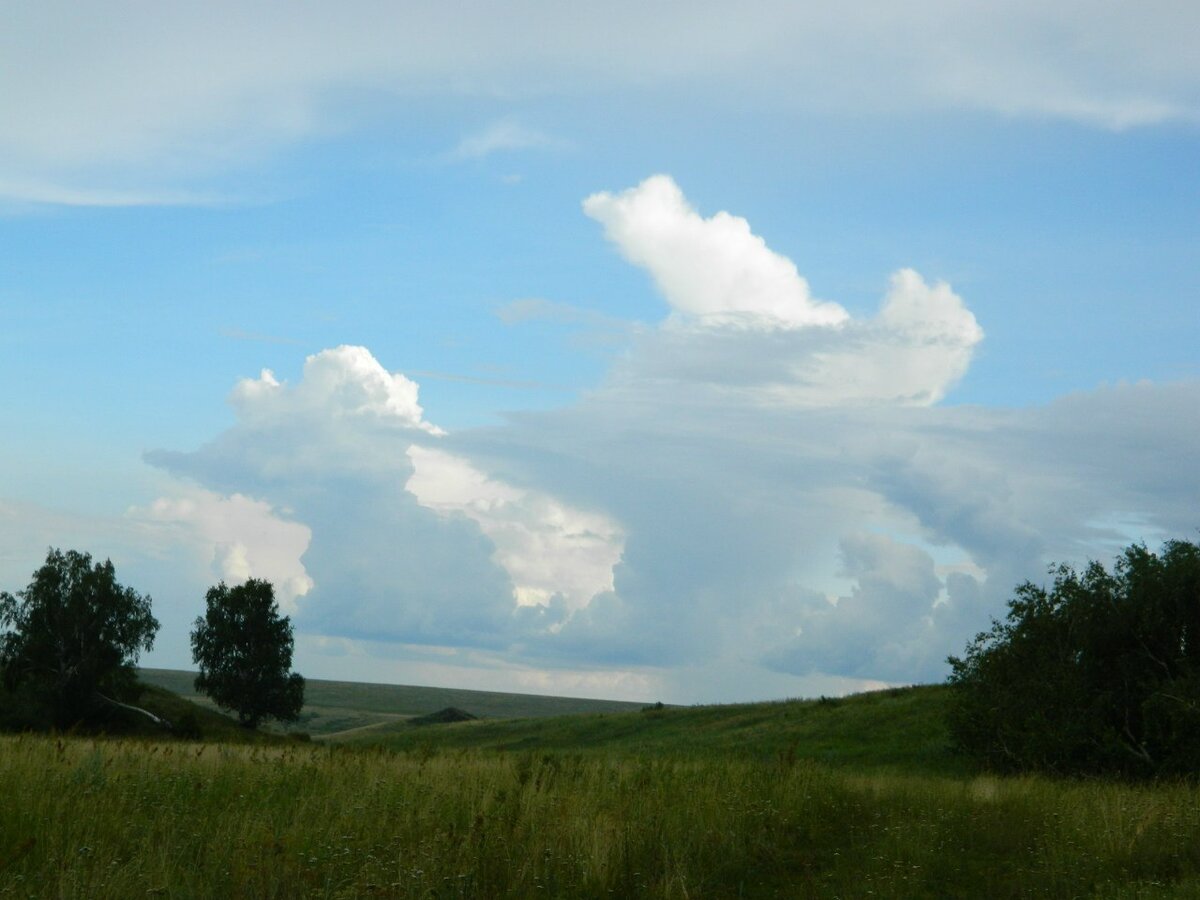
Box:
left=129, top=489, right=313, bottom=613
left=761, top=532, right=986, bottom=682
left=149, top=348, right=511, bottom=647
left=147, top=344, right=626, bottom=656
left=584, top=175, right=849, bottom=329
left=458, top=377, right=1200, bottom=687
left=593, top=176, right=982, bottom=406
left=232, top=346, right=442, bottom=434
left=406, top=445, right=623, bottom=612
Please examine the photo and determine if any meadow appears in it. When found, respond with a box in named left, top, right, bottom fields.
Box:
left=3, top=733, right=1200, bottom=898
left=4, top=685, right=1200, bottom=897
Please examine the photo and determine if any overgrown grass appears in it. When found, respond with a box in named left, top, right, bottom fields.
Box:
left=3, top=733, right=1200, bottom=897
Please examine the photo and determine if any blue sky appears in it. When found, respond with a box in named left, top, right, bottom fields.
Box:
left=2, top=2, right=1198, bottom=702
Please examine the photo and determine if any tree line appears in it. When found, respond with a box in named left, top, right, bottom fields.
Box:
left=0, top=548, right=304, bottom=732
left=949, top=538, right=1200, bottom=777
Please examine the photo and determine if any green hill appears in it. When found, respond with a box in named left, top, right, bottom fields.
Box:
left=129, top=682, right=291, bottom=744
left=137, top=668, right=649, bottom=737
left=338, top=684, right=966, bottom=776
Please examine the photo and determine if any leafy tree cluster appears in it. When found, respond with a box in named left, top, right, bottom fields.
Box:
left=948, top=539, right=1200, bottom=777
left=0, top=548, right=303, bottom=732
left=0, top=549, right=157, bottom=729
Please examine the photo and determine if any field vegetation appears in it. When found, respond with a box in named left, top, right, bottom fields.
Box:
left=4, top=684, right=1200, bottom=897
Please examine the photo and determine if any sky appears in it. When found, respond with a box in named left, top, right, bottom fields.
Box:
left=1, top=2, right=1198, bottom=704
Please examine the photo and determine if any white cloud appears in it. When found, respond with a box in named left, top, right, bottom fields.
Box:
left=147, top=345, right=607, bottom=652
left=129, top=488, right=313, bottom=614
left=800, top=268, right=983, bottom=406
left=231, top=346, right=444, bottom=435
left=590, top=176, right=982, bottom=406
left=456, top=375, right=1200, bottom=686
left=584, top=175, right=849, bottom=330
left=406, top=445, right=624, bottom=612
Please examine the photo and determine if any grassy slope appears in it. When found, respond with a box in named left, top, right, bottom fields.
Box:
left=341, top=684, right=967, bottom=776
left=131, top=683, right=287, bottom=744
left=138, top=667, right=649, bottom=736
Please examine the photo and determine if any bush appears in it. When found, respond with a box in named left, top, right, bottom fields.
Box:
left=171, top=710, right=203, bottom=741
left=947, top=539, right=1200, bottom=776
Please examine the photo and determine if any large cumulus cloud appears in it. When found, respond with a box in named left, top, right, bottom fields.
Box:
left=146, top=345, right=624, bottom=654
left=137, top=177, right=1200, bottom=699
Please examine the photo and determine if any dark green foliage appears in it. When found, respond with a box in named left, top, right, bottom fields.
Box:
left=170, top=708, right=203, bottom=740
left=407, top=706, right=477, bottom=726
left=948, top=539, right=1200, bottom=776
left=0, top=548, right=158, bottom=729
left=190, top=579, right=304, bottom=729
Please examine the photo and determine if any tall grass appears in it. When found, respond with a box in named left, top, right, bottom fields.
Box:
left=3, top=734, right=1200, bottom=897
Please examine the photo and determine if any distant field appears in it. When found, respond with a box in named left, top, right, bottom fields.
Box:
left=340, top=684, right=966, bottom=776
left=137, top=668, right=649, bottom=737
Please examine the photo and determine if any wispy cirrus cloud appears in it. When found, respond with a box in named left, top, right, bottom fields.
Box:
left=0, top=177, right=225, bottom=209
left=3, top=3, right=1197, bottom=204
left=449, top=120, right=571, bottom=161
left=494, top=298, right=635, bottom=334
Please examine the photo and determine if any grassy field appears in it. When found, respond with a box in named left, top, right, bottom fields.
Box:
left=137, top=668, right=648, bottom=737
left=3, top=731, right=1200, bottom=897
left=5, top=682, right=1200, bottom=896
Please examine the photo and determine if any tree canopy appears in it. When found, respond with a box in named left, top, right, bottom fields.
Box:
left=191, top=579, right=304, bottom=729
left=947, top=539, right=1200, bottom=776
left=0, top=548, right=159, bottom=728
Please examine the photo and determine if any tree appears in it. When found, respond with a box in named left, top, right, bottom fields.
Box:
left=0, top=548, right=159, bottom=728
left=191, top=579, right=304, bottom=728
left=947, top=539, right=1200, bottom=777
